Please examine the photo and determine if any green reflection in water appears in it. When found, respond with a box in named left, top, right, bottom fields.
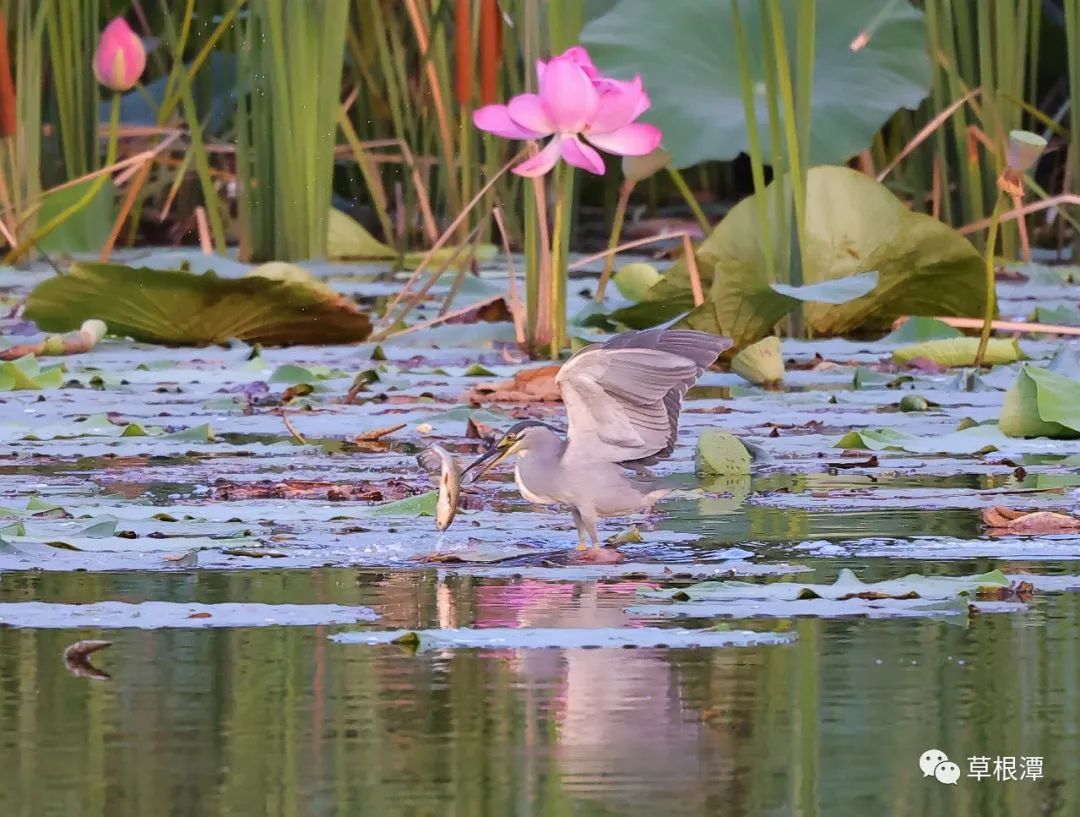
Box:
left=0, top=569, right=1076, bottom=817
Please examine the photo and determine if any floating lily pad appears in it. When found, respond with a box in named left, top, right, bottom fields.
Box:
left=1032, top=304, right=1080, bottom=326
left=370, top=490, right=439, bottom=517
left=893, top=338, right=1024, bottom=367
left=0, top=355, right=64, bottom=391
left=0, top=601, right=378, bottom=629
left=330, top=626, right=795, bottom=650
left=834, top=425, right=1007, bottom=455
left=627, top=569, right=1017, bottom=619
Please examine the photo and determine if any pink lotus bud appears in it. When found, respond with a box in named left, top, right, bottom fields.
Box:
left=93, top=18, right=145, bottom=92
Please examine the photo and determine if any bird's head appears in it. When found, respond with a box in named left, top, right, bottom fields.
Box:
left=461, top=421, right=561, bottom=482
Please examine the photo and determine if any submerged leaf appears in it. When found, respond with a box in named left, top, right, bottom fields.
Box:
left=25, top=262, right=372, bottom=346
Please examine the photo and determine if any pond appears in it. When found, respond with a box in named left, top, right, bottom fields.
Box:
left=1, top=255, right=1079, bottom=816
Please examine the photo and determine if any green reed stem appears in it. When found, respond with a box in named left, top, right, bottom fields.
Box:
left=595, top=179, right=633, bottom=302
left=549, top=162, right=571, bottom=359
left=6, top=94, right=119, bottom=264
left=44, top=0, right=100, bottom=181
left=237, top=0, right=349, bottom=260
left=1066, top=0, right=1080, bottom=255
left=730, top=0, right=772, bottom=280
left=767, top=0, right=808, bottom=333
left=974, top=193, right=1004, bottom=368
left=665, top=167, right=710, bottom=235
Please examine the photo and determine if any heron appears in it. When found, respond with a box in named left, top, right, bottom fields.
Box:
left=461, top=328, right=731, bottom=552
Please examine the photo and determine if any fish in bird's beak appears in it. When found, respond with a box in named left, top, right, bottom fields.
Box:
left=461, top=435, right=514, bottom=482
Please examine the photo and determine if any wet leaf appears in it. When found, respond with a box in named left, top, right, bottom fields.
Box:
left=982, top=506, right=1080, bottom=534
left=25, top=261, right=372, bottom=346
left=370, top=490, right=439, bottom=517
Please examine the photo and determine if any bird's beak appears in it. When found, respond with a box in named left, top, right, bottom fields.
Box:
left=462, top=437, right=512, bottom=482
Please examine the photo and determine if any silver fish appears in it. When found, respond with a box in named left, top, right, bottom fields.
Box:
left=418, top=444, right=461, bottom=531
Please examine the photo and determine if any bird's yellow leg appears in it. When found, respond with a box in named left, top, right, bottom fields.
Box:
left=576, top=539, right=588, bottom=551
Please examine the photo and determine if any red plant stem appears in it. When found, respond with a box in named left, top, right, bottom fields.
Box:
left=455, top=0, right=473, bottom=105
left=0, top=13, right=16, bottom=138
left=479, top=0, right=500, bottom=105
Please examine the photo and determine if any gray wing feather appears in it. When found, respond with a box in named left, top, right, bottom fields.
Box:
left=557, top=329, right=731, bottom=465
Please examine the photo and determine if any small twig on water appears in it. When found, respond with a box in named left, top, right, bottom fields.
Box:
left=279, top=411, right=307, bottom=445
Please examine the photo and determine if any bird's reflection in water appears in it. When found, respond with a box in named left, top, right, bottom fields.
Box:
left=474, top=580, right=734, bottom=812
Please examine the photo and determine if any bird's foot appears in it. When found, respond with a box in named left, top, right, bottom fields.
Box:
left=571, top=546, right=625, bottom=564
left=576, top=539, right=587, bottom=551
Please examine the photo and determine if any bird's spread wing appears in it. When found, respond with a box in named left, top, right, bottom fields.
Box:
left=557, top=329, right=731, bottom=465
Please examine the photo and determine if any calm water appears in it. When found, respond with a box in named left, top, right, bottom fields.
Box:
left=1, top=565, right=1077, bottom=817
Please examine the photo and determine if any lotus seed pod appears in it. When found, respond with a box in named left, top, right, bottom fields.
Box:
left=1007, top=130, right=1047, bottom=173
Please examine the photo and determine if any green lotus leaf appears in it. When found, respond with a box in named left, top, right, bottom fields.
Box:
left=583, top=0, right=931, bottom=167
left=25, top=261, right=372, bottom=346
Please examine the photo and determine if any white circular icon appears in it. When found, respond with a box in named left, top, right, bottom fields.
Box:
left=919, top=749, right=949, bottom=777
left=935, top=761, right=961, bottom=785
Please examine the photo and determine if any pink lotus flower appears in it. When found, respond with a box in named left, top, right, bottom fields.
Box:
left=93, top=18, right=146, bottom=92
left=473, top=46, right=662, bottom=177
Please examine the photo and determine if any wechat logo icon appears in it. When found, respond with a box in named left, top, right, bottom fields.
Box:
left=920, top=749, right=960, bottom=785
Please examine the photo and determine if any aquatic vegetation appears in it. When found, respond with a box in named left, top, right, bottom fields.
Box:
left=91, top=17, right=145, bottom=92
left=24, top=261, right=372, bottom=345
left=473, top=46, right=661, bottom=177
